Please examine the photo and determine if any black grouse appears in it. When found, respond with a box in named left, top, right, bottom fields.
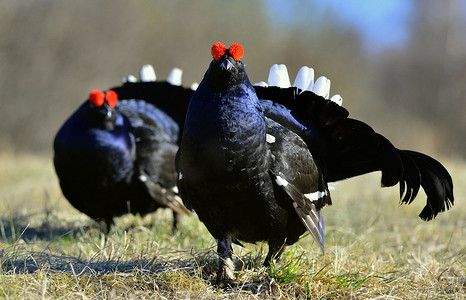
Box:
left=176, top=42, right=454, bottom=282
left=54, top=87, right=189, bottom=231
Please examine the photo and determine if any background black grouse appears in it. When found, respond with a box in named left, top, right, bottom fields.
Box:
left=53, top=86, right=190, bottom=231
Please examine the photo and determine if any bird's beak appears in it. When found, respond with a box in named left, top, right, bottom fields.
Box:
left=220, top=59, right=234, bottom=71
left=102, top=103, right=113, bottom=119
left=105, top=108, right=113, bottom=118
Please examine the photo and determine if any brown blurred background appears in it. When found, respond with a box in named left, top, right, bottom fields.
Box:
left=0, top=0, right=464, bottom=158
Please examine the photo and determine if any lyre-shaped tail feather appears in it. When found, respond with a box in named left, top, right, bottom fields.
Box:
left=398, top=150, right=454, bottom=220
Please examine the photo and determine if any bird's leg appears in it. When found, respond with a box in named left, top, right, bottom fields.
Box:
left=171, top=211, right=181, bottom=234
left=103, top=218, right=115, bottom=234
left=264, top=240, right=287, bottom=267
left=216, top=237, right=235, bottom=283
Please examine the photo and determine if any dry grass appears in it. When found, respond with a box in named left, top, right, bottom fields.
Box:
left=0, top=151, right=464, bottom=299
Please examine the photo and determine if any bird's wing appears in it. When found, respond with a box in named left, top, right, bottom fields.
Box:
left=116, top=99, right=180, bottom=143
left=117, top=100, right=190, bottom=215
left=266, top=118, right=330, bottom=253
left=257, top=85, right=453, bottom=220
left=110, top=81, right=193, bottom=139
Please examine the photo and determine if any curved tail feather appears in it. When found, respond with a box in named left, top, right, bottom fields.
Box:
left=399, top=150, right=454, bottom=220
left=397, top=151, right=421, bottom=205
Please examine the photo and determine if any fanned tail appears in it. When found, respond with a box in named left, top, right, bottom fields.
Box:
left=255, top=86, right=455, bottom=221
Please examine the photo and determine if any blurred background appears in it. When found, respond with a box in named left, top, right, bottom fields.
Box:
left=0, top=0, right=465, bottom=158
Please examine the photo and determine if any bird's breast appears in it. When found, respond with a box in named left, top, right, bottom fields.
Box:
left=181, top=98, right=268, bottom=184
left=55, top=126, right=135, bottom=185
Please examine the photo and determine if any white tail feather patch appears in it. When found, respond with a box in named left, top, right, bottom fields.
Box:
left=140, top=64, right=156, bottom=82
left=330, top=94, right=343, bottom=106
left=268, top=64, right=291, bottom=88
left=190, top=82, right=199, bottom=90
left=312, top=76, right=331, bottom=98
left=123, top=75, right=137, bottom=83
left=167, top=68, right=183, bottom=86
left=294, top=66, right=314, bottom=91
left=254, top=81, right=268, bottom=87
left=262, top=64, right=343, bottom=102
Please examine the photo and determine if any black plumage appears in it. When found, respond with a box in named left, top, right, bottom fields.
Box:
left=257, top=86, right=454, bottom=221
left=54, top=89, right=189, bottom=231
left=176, top=42, right=454, bottom=282
left=110, top=81, right=193, bottom=143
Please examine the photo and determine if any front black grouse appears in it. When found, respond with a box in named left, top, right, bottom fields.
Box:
left=176, top=42, right=454, bottom=282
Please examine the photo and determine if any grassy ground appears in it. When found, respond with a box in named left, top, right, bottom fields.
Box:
left=0, top=151, right=464, bottom=299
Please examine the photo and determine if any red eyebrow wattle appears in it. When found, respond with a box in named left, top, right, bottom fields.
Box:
left=229, top=43, right=244, bottom=61
left=105, top=90, right=118, bottom=108
left=89, top=89, right=105, bottom=107
left=212, top=42, right=227, bottom=61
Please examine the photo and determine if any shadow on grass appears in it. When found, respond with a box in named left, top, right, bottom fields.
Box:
left=0, top=246, right=281, bottom=298
left=0, top=215, right=102, bottom=242
left=0, top=214, right=276, bottom=295
left=0, top=241, right=268, bottom=287
left=0, top=245, right=216, bottom=277
left=0, top=208, right=179, bottom=242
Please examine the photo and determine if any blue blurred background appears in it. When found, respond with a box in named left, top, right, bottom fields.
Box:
left=0, top=0, right=464, bottom=157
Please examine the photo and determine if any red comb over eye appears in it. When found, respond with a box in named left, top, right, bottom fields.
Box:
left=89, top=89, right=105, bottom=107
left=229, top=43, right=244, bottom=61
left=211, top=42, right=226, bottom=61
left=105, top=90, right=118, bottom=108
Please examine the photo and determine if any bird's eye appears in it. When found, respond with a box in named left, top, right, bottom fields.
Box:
left=212, top=42, right=227, bottom=61
left=228, top=43, right=244, bottom=61
left=105, top=90, right=118, bottom=108
left=89, top=89, right=105, bottom=107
